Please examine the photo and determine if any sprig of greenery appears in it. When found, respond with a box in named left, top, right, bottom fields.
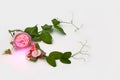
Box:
left=23, top=18, right=66, bottom=44
left=46, top=51, right=72, bottom=67
left=52, top=19, right=66, bottom=34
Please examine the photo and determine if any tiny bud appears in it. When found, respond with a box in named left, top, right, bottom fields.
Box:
left=10, top=41, right=13, bottom=45
left=4, top=49, right=11, bottom=54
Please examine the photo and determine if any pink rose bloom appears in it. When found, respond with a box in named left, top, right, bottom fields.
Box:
left=14, top=32, right=31, bottom=48
left=31, top=50, right=41, bottom=57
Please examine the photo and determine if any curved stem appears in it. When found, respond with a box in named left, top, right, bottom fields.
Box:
left=8, top=30, right=14, bottom=37
left=8, top=29, right=23, bottom=37
left=71, top=41, right=87, bottom=57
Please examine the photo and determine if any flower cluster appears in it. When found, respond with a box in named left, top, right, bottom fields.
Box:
left=26, top=42, right=45, bottom=61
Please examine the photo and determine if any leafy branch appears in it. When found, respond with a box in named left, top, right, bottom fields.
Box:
left=46, top=51, right=72, bottom=67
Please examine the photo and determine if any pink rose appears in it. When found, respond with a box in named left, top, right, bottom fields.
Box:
left=26, top=42, right=44, bottom=59
left=14, top=32, right=31, bottom=48
left=31, top=50, right=41, bottom=57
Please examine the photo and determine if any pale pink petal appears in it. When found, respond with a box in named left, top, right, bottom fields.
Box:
left=31, top=50, right=42, bottom=57
left=32, top=50, right=38, bottom=57
left=30, top=43, right=36, bottom=50
left=37, top=50, right=42, bottom=56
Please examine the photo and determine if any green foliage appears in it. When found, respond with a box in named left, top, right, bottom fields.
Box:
left=54, top=25, right=66, bottom=35
left=52, top=18, right=66, bottom=34
left=52, top=18, right=60, bottom=26
left=41, top=24, right=52, bottom=31
left=60, top=58, right=71, bottom=64
left=46, top=51, right=72, bottom=67
left=49, top=51, right=63, bottom=59
left=30, top=56, right=37, bottom=62
left=39, top=30, right=52, bottom=44
left=32, top=35, right=41, bottom=41
left=24, top=18, right=66, bottom=44
left=24, top=25, right=53, bottom=44
left=35, top=43, right=40, bottom=50
left=62, top=52, right=72, bottom=59
left=24, top=25, right=38, bottom=37
left=24, top=25, right=42, bottom=42
left=46, top=56, right=56, bottom=67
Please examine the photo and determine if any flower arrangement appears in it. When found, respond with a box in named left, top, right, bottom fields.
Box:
left=4, top=18, right=88, bottom=67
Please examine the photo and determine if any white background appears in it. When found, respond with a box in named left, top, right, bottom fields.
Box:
left=0, top=0, right=119, bottom=80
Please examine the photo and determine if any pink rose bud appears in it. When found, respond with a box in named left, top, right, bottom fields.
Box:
left=32, top=50, right=41, bottom=57
left=14, top=32, right=31, bottom=48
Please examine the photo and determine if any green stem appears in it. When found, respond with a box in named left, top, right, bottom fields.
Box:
left=8, top=29, right=23, bottom=37
left=8, top=30, right=14, bottom=37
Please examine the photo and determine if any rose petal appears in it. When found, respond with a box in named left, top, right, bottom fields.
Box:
left=30, top=43, right=36, bottom=50
left=31, top=50, right=42, bottom=57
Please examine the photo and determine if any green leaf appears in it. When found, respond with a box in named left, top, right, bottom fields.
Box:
left=62, top=52, right=72, bottom=59
left=35, top=43, right=40, bottom=50
left=54, top=25, right=66, bottom=35
left=32, top=35, right=41, bottom=41
left=40, top=30, right=52, bottom=44
left=46, top=57, right=56, bottom=67
left=24, top=25, right=38, bottom=37
left=30, top=57, right=37, bottom=62
left=49, top=51, right=63, bottom=59
left=60, top=58, right=71, bottom=64
left=52, top=18, right=60, bottom=26
left=51, top=18, right=66, bottom=35
left=41, top=24, right=52, bottom=31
